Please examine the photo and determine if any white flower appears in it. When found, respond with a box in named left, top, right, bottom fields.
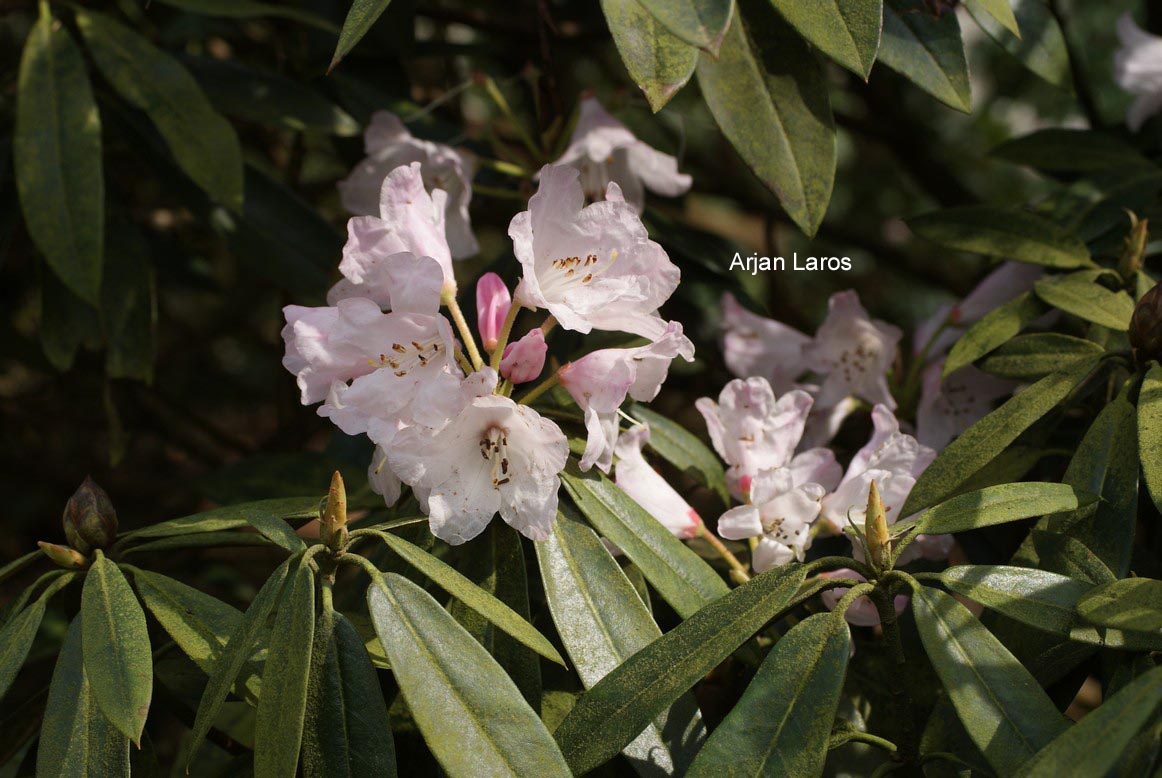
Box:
left=916, top=360, right=1015, bottom=450
left=819, top=569, right=909, bottom=627
left=613, top=425, right=701, bottom=539
left=388, top=369, right=568, bottom=545
left=368, top=445, right=402, bottom=507
left=720, top=292, right=811, bottom=394
left=803, top=291, right=901, bottom=410
left=338, top=112, right=478, bottom=258
left=554, top=96, right=691, bottom=211
left=717, top=468, right=827, bottom=572
left=1114, top=13, right=1162, bottom=131
left=509, top=165, right=681, bottom=341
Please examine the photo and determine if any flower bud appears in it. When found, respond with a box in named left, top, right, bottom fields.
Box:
left=1119, top=214, right=1148, bottom=278
left=38, top=541, right=88, bottom=570
left=865, top=480, right=891, bottom=570
left=1130, top=281, right=1162, bottom=363
left=476, top=272, right=511, bottom=352
left=320, top=471, right=348, bottom=551
left=499, top=328, right=547, bottom=384
left=62, top=477, right=118, bottom=553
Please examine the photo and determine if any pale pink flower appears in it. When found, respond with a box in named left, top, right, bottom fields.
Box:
left=558, top=322, right=694, bottom=472
left=803, top=291, right=901, bottom=410
left=554, top=96, right=691, bottom=211
left=509, top=165, right=682, bottom=341
left=338, top=112, right=478, bottom=258
left=368, top=445, right=402, bottom=507
left=500, top=328, right=547, bottom=384
left=916, top=360, right=1016, bottom=450
left=819, top=569, right=908, bottom=627
left=720, top=293, right=810, bottom=393
left=717, top=468, right=827, bottom=571
left=476, top=272, right=512, bottom=351
left=1114, top=13, right=1162, bottom=131
left=613, top=425, right=701, bottom=539
left=913, top=263, right=1042, bottom=358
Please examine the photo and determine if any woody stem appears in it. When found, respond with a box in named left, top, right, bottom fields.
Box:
left=443, top=291, right=484, bottom=370
left=696, top=524, right=750, bottom=583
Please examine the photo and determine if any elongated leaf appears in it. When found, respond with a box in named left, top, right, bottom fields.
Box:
left=636, top=0, right=731, bottom=54
left=75, top=9, right=243, bottom=211
left=121, top=496, right=320, bottom=542
left=243, top=510, right=308, bottom=552
left=553, top=563, right=807, bottom=774
left=0, top=573, right=79, bottom=700
left=368, top=573, right=571, bottom=777
left=254, top=555, right=315, bottom=778
left=770, top=0, right=882, bottom=78
left=331, top=0, right=394, bottom=71
left=368, top=529, right=564, bottom=666
left=1034, top=271, right=1135, bottom=331
left=1077, top=578, right=1162, bottom=634
left=1139, top=363, right=1162, bottom=514
left=1017, top=667, right=1162, bottom=777
left=153, top=0, right=337, bottom=31
left=187, top=554, right=295, bottom=767
left=696, top=0, right=835, bottom=236
left=914, top=586, right=1068, bottom=775
left=992, top=129, right=1150, bottom=174
left=879, top=0, right=971, bottom=112
left=122, top=530, right=277, bottom=557
left=936, top=565, right=1092, bottom=636
left=81, top=552, right=152, bottom=745
left=945, top=292, right=1048, bottom=376
left=562, top=467, right=728, bottom=618
left=909, top=206, right=1091, bottom=268
left=687, top=613, right=850, bottom=777
left=535, top=508, right=705, bottom=775
left=36, top=615, right=129, bottom=778
left=0, top=550, right=42, bottom=587
left=894, top=482, right=1094, bottom=536
left=968, top=0, right=1072, bottom=92
left=14, top=8, right=103, bottom=304
left=1028, top=530, right=1115, bottom=586
left=965, top=0, right=1020, bottom=36
left=978, top=333, right=1104, bottom=380
left=630, top=404, right=729, bottom=504
left=1, top=569, right=72, bottom=627
left=601, top=0, right=696, bottom=112
left=903, top=357, right=1100, bottom=514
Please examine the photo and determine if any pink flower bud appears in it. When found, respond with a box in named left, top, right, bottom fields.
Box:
left=500, top=329, right=547, bottom=384
left=476, top=272, right=511, bottom=351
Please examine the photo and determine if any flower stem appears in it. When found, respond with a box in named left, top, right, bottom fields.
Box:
left=696, top=524, right=750, bottom=583
left=443, top=291, right=484, bottom=370
left=540, top=315, right=557, bottom=336
left=516, top=372, right=558, bottom=405
left=490, top=300, right=522, bottom=370
left=871, top=585, right=917, bottom=761
left=453, top=344, right=474, bottom=375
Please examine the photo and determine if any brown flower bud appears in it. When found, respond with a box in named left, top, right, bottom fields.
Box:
left=1130, top=282, right=1162, bottom=363
left=62, top=477, right=118, bottom=553
left=38, top=541, right=88, bottom=570
left=319, top=471, right=348, bottom=551
left=865, top=480, right=891, bottom=571
left=1119, top=214, right=1149, bottom=278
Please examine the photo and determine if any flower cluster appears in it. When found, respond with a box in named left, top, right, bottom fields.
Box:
left=282, top=102, right=692, bottom=545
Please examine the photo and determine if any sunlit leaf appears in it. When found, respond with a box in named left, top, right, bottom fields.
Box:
left=601, top=0, right=697, bottom=112
left=935, top=565, right=1092, bottom=636
left=1034, top=271, right=1135, bottom=331
left=331, top=0, right=395, bottom=72
left=629, top=404, right=729, bottom=504
left=894, top=482, right=1095, bottom=536
left=635, top=0, right=731, bottom=54
left=978, top=333, right=1104, bottom=381
left=770, top=0, right=882, bottom=78
left=1077, top=578, right=1162, bottom=635
left=1139, top=363, right=1162, bottom=516
left=908, top=206, right=1092, bottom=269
left=964, top=0, right=1020, bottom=36
left=0, top=573, right=77, bottom=701
left=944, top=293, right=1048, bottom=376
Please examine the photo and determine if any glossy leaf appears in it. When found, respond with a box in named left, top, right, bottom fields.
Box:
left=978, top=334, right=1104, bottom=381
left=1077, top=578, right=1162, bottom=634
left=562, top=466, right=728, bottom=618
left=696, top=0, right=835, bottom=236
left=81, top=552, right=152, bottom=745
left=914, top=586, right=1068, bottom=775
left=895, top=482, right=1095, bottom=536
left=14, top=8, right=103, bottom=304
left=0, top=573, right=78, bottom=700
left=992, top=129, right=1150, bottom=173
left=636, top=0, right=731, bottom=54
left=601, top=0, right=697, bottom=112
left=908, top=206, right=1092, bottom=269
left=968, top=0, right=1072, bottom=92
left=153, top=0, right=337, bottom=31
left=535, top=508, right=705, bottom=775
left=964, top=0, right=1020, bottom=36
left=935, top=565, right=1092, bottom=636
left=903, top=357, right=1100, bottom=514
left=770, top=0, right=882, bottom=78
left=1034, top=271, right=1135, bottom=331
left=944, top=293, right=1048, bottom=376
left=332, top=0, right=395, bottom=71
left=75, top=9, right=244, bottom=211
left=553, top=563, right=807, bottom=774
left=687, top=613, right=850, bottom=777
left=368, top=573, right=571, bottom=777
left=1139, top=363, right=1162, bottom=515
left=630, top=404, right=729, bottom=504
left=121, top=496, right=319, bottom=542
left=879, top=0, right=971, bottom=112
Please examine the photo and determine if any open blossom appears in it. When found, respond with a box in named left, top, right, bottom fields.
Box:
left=614, top=425, right=700, bottom=539
left=717, top=468, right=827, bottom=571
left=554, top=96, right=691, bottom=211
left=368, top=445, right=402, bottom=507
left=917, top=360, right=1015, bottom=450
left=819, top=569, right=908, bottom=627
left=338, top=111, right=478, bottom=258
left=721, top=293, right=810, bottom=393
left=476, top=273, right=512, bottom=351
left=499, top=328, right=547, bottom=384
left=331, top=162, right=458, bottom=304
left=1114, top=13, right=1162, bottom=131
left=509, top=165, right=681, bottom=341
left=804, top=291, right=901, bottom=410
left=388, top=369, right=568, bottom=545
left=558, top=322, right=694, bottom=472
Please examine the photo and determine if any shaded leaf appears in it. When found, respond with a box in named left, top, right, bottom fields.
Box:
left=968, top=0, right=1073, bottom=92
left=0, top=573, right=78, bottom=701
left=153, top=0, right=337, bottom=31
left=122, top=496, right=319, bottom=542
left=39, top=269, right=99, bottom=372
left=978, top=334, right=1104, bottom=381
left=770, top=0, right=882, bottom=78
left=101, top=217, right=155, bottom=382
left=908, top=206, right=1092, bottom=269
left=879, top=0, right=971, bottom=112
left=1077, top=578, right=1162, bottom=634
left=992, top=129, right=1150, bottom=174
left=944, top=293, right=1048, bottom=376
left=332, top=0, right=395, bottom=71
left=636, top=0, right=731, bottom=54
left=1034, top=271, right=1135, bottom=331
left=601, top=0, right=697, bottom=112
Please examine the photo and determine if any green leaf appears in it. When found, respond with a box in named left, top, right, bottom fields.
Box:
left=121, top=496, right=319, bottom=542
left=1028, top=530, right=1115, bottom=586
left=630, top=404, right=729, bottom=504
left=122, top=530, right=277, bottom=557
left=1034, top=271, right=1135, bottom=331
left=561, top=466, right=728, bottom=619
left=368, top=573, right=571, bottom=778
left=968, top=0, right=1073, bottom=92
left=770, top=0, right=882, bottom=78
left=14, top=8, right=104, bottom=304
left=695, top=0, right=835, bottom=236
left=39, top=268, right=100, bottom=372
left=187, top=554, right=295, bottom=767
left=552, top=563, right=807, bottom=775
left=687, top=613, right=851, bottom=777
left=894, top=482, right=1095, bottom=536
left=331, top=0, right=395, bottom=71
left=254, top=554, right=316, bottom=778
left=0, top=550, right=42, bottom=586
left=992, top=129, right=1150, bottom=174
left=1139, top=363, right=1162, bottom=516
left=75, top=9, right=244, bottom=211
left=944, top=292, right=1048, bottom=376
left=935, top=565, right=1093, bottom=636
left=0, top=573, right=78, bottom=700
left=908, top=206, right=1092, bottom=268
left=1077, top=578, right=1162, bottom=634
left=1017, top=667, right=1162, bottom=777
left=878, top=0, right=971, bottom=112
left=601, top=0, right=697, bottom=112
left=902, top=357, right=1100, bottom=514
left=978, top=333, right=1105, bottom=380
left=366, top=529, right=564, bottom=666
left=81, top=552, right=152, bottom=745
left=36, top=615, right=130, bottom=778
left=535, top=508, right=705, bottom=775
left=964, top=0, right=1020, bottom=36
left=242, top=509, right=308, bottom=552
left=635, top=0, right=731, bottom=54
left=152, top=0, right=337, bottom=31
left=914, top=586, right=1069, bottom=775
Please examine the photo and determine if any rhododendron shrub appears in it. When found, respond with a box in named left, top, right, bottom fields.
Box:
left=5, top=2, right=1162, bottom=777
